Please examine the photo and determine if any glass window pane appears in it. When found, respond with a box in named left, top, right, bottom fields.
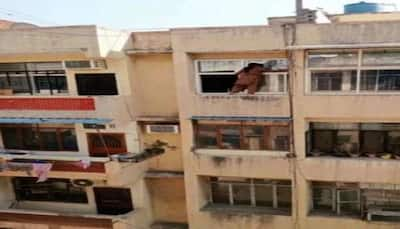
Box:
left=378, top=70, right=400, bottom=91
left=255, top=184, right=273, bottom=207
left=259, top=74, right=285, bottom=93
left=1, top=127, right=19, bottom=149
left=21, top=128, right=40, bottom=150
left=361, top=131, right=385, bottom=153
left=34, top=76, right=50, bottom=91
left=269, top=126, right=290, bottom=151
left=338, top=189, right=359, bottom=202
left=198, top=60, right=242, bottom=73
left=220, top=126, right=241, bottom=149
left=308, top=52, right=358, bottom=68
left=9, top=74, right=30, bottom=93
left=311, top=71, right=356, bottom=92
left=0, top=76, right=10, bottom=89
left=312, top=130, right=335, bottom=153
left=60, top=129, right=78, bottom=151
left=362, top=50, right=400, bottom=66
left=360, top=70, right=377, bottom=91
left=232, top=183, right=251, bottom=205
left=196, top=125, right=218, bottom=149
left=211, top=182, right=230, bottom=204
left=313, top=187, right=334, bottom=211
left=337, top=131, right=359, bottom=155
left=388, top=131, right=400, bottom=153
left=40, top=129, right=60, bottom=151
left=243, top=126, right=264, bottom=150
left=277, top=186, right=292, bottom=209
left=339, top=203, right=360, bottom=215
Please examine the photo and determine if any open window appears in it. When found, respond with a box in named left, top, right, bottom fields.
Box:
left=93, top=187, right=134, bottom=215
left=195, top=59, right=288, bottom=94
left=75, top=73, right=118, bottom=95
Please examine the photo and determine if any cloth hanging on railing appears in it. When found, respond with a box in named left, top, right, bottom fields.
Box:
left=32, top=163, right=52, bottom=183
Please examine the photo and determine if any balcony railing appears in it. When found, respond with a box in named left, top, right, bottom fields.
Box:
left=307, top=122, right=400, bottom=160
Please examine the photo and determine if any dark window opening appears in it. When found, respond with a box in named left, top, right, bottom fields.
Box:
left=76, top=73, right=118, bottom=95
left=13, top=177, right=88, bottom=203
left=200, top=74, right=236, bottom=93
left=93, top=187, right=134, bottom=215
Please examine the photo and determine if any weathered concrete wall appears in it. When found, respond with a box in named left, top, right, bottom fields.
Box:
left=0, top=26, right=100, bottom=57
left=144, top=131, right=183, bottom=172
left=147, top=178, right=187, bottom=223
left=130, top=31, right=171, bottom=51
left=296, top=21, right=400, bottom=46
left=130, top=54, right=178, bottom=118
left=171, top=25, right=285, bottom=52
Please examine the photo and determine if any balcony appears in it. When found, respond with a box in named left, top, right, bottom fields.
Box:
left=307, top=122, right=400, bottom=160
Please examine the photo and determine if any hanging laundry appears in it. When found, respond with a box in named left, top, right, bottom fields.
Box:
left=32, top=163, right=52, bottom=183
left=74, top=159, right=91, bottom=169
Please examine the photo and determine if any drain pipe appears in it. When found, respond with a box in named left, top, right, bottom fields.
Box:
left=296, top=0, right=303, bottom=22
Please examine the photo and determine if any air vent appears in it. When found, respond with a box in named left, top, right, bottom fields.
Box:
left=64, top=59, right=107, bottom=69
left=146, top=125, right=179, bottom=134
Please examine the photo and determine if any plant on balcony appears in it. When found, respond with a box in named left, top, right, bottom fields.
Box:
left=379, top=152, right=392, bottom=160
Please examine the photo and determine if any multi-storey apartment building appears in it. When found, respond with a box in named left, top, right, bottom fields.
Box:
left=0, top=23, right=186, bottom=229
left=2, top=3, right=400, bottom=229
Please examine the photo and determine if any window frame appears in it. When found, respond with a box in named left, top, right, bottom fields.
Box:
left=310, top=182, right=361, bottom=217
left=194, top=59, right=288, bottom=96
left=0, top=62, right=68, bottom=96
left=308, top=122, right=400, bottom=157
left=306, top=49, right=400, bottom=95
left=209, top=177, right=292, bottom=211
left=0, top=125, right=78, bottom=152
left=75, top=73, right=119, bottom=96
left=195, top=121, right=290, bottom=151
left=13, top=177, right=88, bottom=204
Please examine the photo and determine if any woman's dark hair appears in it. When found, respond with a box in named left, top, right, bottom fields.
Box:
left=244, top=63, right=263, bottom=72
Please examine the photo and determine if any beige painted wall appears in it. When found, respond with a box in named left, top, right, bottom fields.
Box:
left=143, top=131, right=183, bottom=172
left=130, top=54, right=178, bottom=117
left=146, top=178, right=187, bottom=223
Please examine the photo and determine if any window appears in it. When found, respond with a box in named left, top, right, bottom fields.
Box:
left=308, top=122, right=400, bottom=158
left=87, top=133, right=127, bottom=157
left=195, top=122, right=290, bottom=151
left=93, top=187, right=134, bottom=215
left=209, top=177, right=291, bottom=213
left=0, top=125, right=78, bottom=151
left=196, top=59, right=288, bottom=94
left=76, top=73, right=118, bottom=95
left=307, top=49, right=400, bottom=93
left=13, top=177, right=88, bottom=203
left=311, top=71, right=357, bottom=92
left=0, top=62, right=67, bottom=95
left=311, top=182, right=360, bottom=217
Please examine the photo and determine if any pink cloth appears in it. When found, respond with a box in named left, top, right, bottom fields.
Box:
left=73, top=159, right=91, bottom=169
left=32, top=163, right=52, bottom=183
